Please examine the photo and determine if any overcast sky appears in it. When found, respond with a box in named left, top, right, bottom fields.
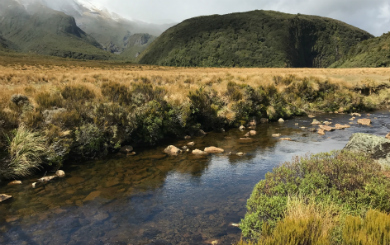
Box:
left=90, top=0, right=389, bottom=36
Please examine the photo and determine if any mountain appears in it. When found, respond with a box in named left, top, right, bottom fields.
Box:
left=331, top=32, right=390, bottom=67
left=138, top=10, right=373, bottom=68
left=40, top=0, right=173, bottom=60
left=0, top=0, right=111, bottom=59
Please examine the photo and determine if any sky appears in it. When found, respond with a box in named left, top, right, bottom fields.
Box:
left=65, top=0, right=390, bottom=36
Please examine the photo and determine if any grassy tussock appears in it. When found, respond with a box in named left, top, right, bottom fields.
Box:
left=1, top=125, right=47, bottom=179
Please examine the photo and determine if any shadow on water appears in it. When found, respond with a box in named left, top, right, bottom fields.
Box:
left=1, top=111, right=390, bottom=244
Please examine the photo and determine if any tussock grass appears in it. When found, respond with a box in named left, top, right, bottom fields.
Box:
left=1, top=125, right=47, bottom=179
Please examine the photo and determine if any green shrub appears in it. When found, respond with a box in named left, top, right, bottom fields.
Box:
left=240, top=151, right=390, bottom=239
left=130, top=82, right=166, bottom=106
left=51, top=109, right=81, bottom=129
left=74, top=124, right=106, bottom=158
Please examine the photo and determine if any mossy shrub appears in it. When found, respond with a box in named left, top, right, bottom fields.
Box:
left=240, top=151, right=390, bottom=239
left=130, top=82, right=167, bottom=106
left=51, top=109, right=81, bottom=129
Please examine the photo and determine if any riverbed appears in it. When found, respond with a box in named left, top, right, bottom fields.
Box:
left=1, top=111, right=389, bottom=245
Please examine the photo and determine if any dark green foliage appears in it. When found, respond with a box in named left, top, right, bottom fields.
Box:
left=74, top=124, right=106, bottom=158
left=188, top=87, right=226, bottom=130
left=240, top=151, right=390, bottom=239
left=61, top=85, right=95, bottom=102
left=139, top=10, right=372, bottom=68
left=332, top=32, right=390, bottom=68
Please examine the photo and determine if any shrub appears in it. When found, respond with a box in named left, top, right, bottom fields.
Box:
left=74, top=124, right=106, bottom=158
left=10, top=94, right=29, bottom=106
left=61, top=85, right=95, bottom=102
left=35, top=91, right=63, bottom=109
left=130, top=82, right=166, bottom=106
left=240, top=151, right=390, bottom=240
left=101, top=82, right=131, bottom=105
left=1, top=125, right=47, bottom=179
left=51, top=109, right=81, bottom=129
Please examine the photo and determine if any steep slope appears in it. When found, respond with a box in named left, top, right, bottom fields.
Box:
left=41, top=0, right=171, bottom=57
left=0, top=0, right=111, bottom=59
left=138, top=10, right=373, bottom=68
left=331, top=32, right=390, bottom=67
left=118, top=34, right=156, bottom=60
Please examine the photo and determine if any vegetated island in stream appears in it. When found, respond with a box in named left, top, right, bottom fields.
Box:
left=1, top=55, right=390, bottom=244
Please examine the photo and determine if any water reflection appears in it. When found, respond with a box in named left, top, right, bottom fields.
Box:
left=1, top=111, right=389, bottom=244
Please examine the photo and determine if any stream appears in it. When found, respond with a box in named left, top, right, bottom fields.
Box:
left=1, top=111, right=390, bottom=245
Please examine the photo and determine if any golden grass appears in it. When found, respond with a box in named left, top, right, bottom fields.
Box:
left=1, top=55, right=390, bottom=110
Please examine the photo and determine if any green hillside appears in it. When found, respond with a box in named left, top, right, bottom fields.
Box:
left=0, top=0, right=111, bottom=60
left=119, top=33, right=156, bottom=60
left=138, top=10, right=373, bottom=68
left=331, top=32, right=390, bottom=67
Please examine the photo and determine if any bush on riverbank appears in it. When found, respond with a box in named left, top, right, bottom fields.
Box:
left=238, top=151, right=390, bottom=244
left=0, top=73, right=390, bottom=180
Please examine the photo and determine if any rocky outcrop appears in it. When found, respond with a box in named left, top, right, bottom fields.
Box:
left=344, top=133, right=390, bottom=167
left=358, top=118, right=371, bottom=126
left=204, top=146, right=224, bottom=154
left=164, top=145, right=182, bottom=156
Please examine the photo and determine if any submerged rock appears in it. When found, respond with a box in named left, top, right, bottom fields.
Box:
left=8, top=180, right=22, bottom=186
left=164, top=145, right=182, bottom=156
left=204, top=146, right=224, bottom=154
left=184, top=135, right=191, bottom=140
left=344, top=133, right=390, bottom=167
left=0, top=194, right=12, bottom=203
left=192, top=149, right=208, bottom=155
left=249, top=130, right=257, bottom=136
left=358, top=118, right=371, bottom=126
left=335, top=124, right=351, bottom=130
left=236, top=152, right=245, bottom=156
left=120, top=145, right=133, bottom=153
left=311, top=119, right=321, bottom=125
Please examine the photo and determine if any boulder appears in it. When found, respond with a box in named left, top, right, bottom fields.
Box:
left=319, top=125, right=335, bottom=132
left=182, top=146, right=189, bottom=151
left=278, top=118, right=285, bottom=123
left=236, top=152, right=245, bottom=156
left=386, top=133, right=390, bottom=140
left=0, top=194, right=12, bottom=203
left=272, top=134, right=281, bottom=137
left=120, top=145, right=133, bottom=153
left=184, top=135, right=191, bottom=140
left=192, top=149, right=208, bottom=155
left=239, top=125, right=245, bottom=131
left=308, top=115, right=315, bottom=118
left=260, top=118, right=269, bottom=124
left=31, top=182, right=38, bottom=188
left=187, top=142, right=195, bottom=146
left=56, top=170, right=66, bottom=178
left=351, top=113, right=361, bottom=117
left=344, top=133, right=390, bottom=166
left=164, top=145, right=182, bottom=156
left=311, top=119, right=321, bottom=125
left=335, top=124, right=351, bottom=130
left=249, top=130, right=257, bottom=136
left=204, top=146, right=224, bottom=154
left=8, top=180, right=22, bottom=186
left=318, top=129, right=325, bottom=135
left=358, top=118, right=371, bottom=126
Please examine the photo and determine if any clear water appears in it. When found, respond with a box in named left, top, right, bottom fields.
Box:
left=1, top=111, right=390, bottom=245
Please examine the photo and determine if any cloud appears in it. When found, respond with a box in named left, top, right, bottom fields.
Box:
left=34, top=0, right=390, bottom=36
